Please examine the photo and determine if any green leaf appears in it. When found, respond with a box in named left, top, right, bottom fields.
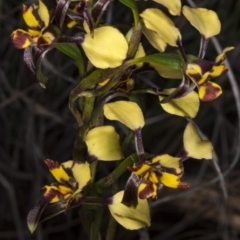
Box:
left=119, top=0, right=139, bottom=26
left=128, top=53, right=182, bottom=70
left=55, top=43, right=85, bottom=76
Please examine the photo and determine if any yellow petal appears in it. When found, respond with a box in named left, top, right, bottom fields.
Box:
left=42, top=31, right=55, bottom=44
left=198, top=72, right=210, bottom=85
left=214, top=46, right=234, bottom=65
left=160, top=172, right=189, bottom=188
left=108, top=191, right=150, bottom=230
left=153, top=0, right=181, bottom=15
left=149, top=171, right=159, bottom=184
left=62, top=161, right=91, bottom=191
left=209, top=65, right=227, bottom=78
left=141, top=21, right=167, bottom=52
left=138, top=181, right=158, bottom=199
left=183, top=122, right=213, bottom=159
left=22, top=4, right=39, bottom=28
left=85, top=126, right=124, bottom=161
left=11, top=29, right=33, bottom=49
left=44, top=159, right=70, bottom=183
left=140, top=8, right=181, bottom=47
left=82, top=26, right=128, bottom=68
left=104, top=101, right=145, bottom=130
left=182, top=6, right=221, bottom=38
left=152, top=154, right=182, bottom=174
left=130, top=163, right=151, bottom=175
left=151, top=63, right=182, bottom=79
left=198, top=81, right=222, bottom=102
left=38, top=0, right=50, bottom=27
left=186, top=63, right=202, bottom=76
left=159, top=88, right=200, bottom=118
left=28, top=29, right=41, bottom=36
left=43, top=185, right=73, bottom=203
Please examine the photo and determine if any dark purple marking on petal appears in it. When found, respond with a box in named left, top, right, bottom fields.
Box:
left=201, top=82, right=222, bottom=102
left=160, top=72, right=190, bottom=103
left=138, top=180, right=156, bottom=199
left=11, top=30, right=32, bottom=49
left=27, top=197, right=48, bottom=233
left=92, top=0, right=110, bottom=24
left=42, top=186, right=63, bottom=202
left=193, top=59, right=213, bottom=74
left=198, top=35, right=209, bottom=59
left=44, top=159, right=60, bottom=170
left=87, top=155, right=98, bottom=163
left=121, top=174, right=141, bottom=208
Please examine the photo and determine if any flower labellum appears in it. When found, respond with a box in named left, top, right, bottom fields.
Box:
left=183, top=123, right=213, bottom=160
left=108, top=191, right=150, bottom=230
left=159, top=88, right=200, bottom=118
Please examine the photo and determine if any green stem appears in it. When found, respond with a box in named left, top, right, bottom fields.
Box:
left=94, top=154, right=137, bottom=194
left=90, top=161, right=98, bottom=185
left=122, top=131, right=134, bottom=153
left=106, top=215, right=117, bottom=240
left=90, top=206, right=103, bottom=240
left=106, top=178, right=118, bottom=240
left=133, top=10, right=139, bottom=28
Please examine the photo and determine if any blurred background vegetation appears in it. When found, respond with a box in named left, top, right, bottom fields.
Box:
left=1, top=0, right=240, bottom=239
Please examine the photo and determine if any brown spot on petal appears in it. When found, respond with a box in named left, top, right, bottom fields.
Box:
left=187, top=72, right=202, bottom=83
left=138, top=180, right=157, bottom=199
left=11, top=30, right=32, bottom=49
left=194, top=59, right=213, bottom=73
left=178, top=182, right=189, bottom=189
left=201, top=82, right=222, bottom=102
left=22, top=4, right=28, bottom=13
left=44, top=159, right=60, bottom=170
left=42, top=187, right=62, bottom=202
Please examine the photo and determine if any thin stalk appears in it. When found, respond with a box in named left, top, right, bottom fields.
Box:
left=134, top=128, right=145, bottom=163
left=198, top=36, right=209, bottom=59
left=90, top=206, right=103, bottom=240
left=122, top=131, right=134, bottom=153
left=106, top=168, right=119, bottom=240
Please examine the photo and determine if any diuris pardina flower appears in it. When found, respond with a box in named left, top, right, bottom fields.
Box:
left=121, top=154, right=189, bottom=208
left=27, top=159, right=91, bottom=233
left=185, top=47, right=234, bottom=101
left=11, top=0, right=55, bottom=49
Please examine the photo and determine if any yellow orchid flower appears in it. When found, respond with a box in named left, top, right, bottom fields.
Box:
left=122, top=154, right=188, bottom=207
left=27, top=159, right=91, bottom=233
left=186, top=47, right=234, bottom=101
left=11, top=0, right=55, bottom=49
